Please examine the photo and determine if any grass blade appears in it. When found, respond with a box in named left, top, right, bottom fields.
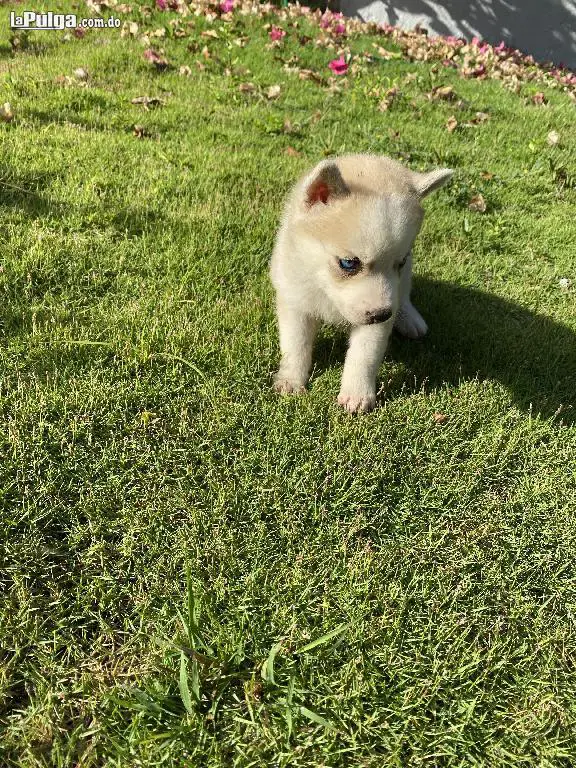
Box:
left=179, top=652, right=194, bottom=714
left=295, top=623, right=350, bottom=654
left=261, top=640, right=283, bottom=684
left=299, top=705, right=336, bottom=731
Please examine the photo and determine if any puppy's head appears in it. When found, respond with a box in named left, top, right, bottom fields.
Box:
left=290, top=155, right=452, bottom=326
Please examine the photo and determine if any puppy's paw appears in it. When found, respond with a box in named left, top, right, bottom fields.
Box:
left=337, top=390, right=376, bottom=414
left=273, top=374, right=306, bottom=394
left=394, top=302, right=428, bottom=339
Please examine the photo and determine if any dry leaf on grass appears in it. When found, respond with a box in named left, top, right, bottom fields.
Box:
left=547, top=130, right=560, bottom=146
left=0, top=102, right=14, bottom=122
left=531, top=91, right=547, bottom=105
left=372, top=43, right=401, bottom=60
left=133, top=124, right=152, bottom=138
left=433, top=413, right=449, bottom=424
left=266, top=84, right=281, bottom=99
left=427, top=84, right=456, bottom=101
left=378, top=87, right=400, bottom=111
left=468, top=193, right=487, bottom=212
left=131, top=95, right=165, bottom=109
left=121, top=21, right=139, bottom=37
left=446, top=115, right=458, bottom=132
left=143, top=49, right=169, bottom=70
left=285, top=146, right=301, bottom=157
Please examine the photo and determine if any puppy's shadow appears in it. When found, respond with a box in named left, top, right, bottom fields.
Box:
left=314, top=277, right=576, bottom=424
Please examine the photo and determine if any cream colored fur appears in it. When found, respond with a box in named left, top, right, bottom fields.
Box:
left=270, top=154, right=452, bottom=413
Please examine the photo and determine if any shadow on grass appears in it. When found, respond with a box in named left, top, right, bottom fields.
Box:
left=0, top=162, right=169, bottom=237
left=314, top=277, right=576, bottom=424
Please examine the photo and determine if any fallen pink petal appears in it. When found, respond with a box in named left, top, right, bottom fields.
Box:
left=329, top=55, right=348, bottom=75
left=269, top=26, right=286, bottom=42
left=220, top=0, right=234, bottom=13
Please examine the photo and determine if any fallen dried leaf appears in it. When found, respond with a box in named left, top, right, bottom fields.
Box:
left=239, top=82, right=256, bottom=92
left=0, top=102, right=14, bottom=122
left=446, top=115, right=458, bottom=132
left=201, top=29, right=219, bottom=39
left=121, top=21, right=139, bottom=37
left=433, top=412, right=448, bottom=424
left=372, top=44, right=401, bottom=60
left=179, top=65, right=192, bottom=76
left=73, top=67, right=88, bottom=81
left=143, top=49, right=168, bottom=69
left=547, top=130, right=560, bottom=146
left=480, top=171, right=494, bottom=180
left=131, top=95, right=165, bottom=108
left=428, top=84, right=456, bottom=101
left=133, top=124, right=151, bottom=138
left=285, top=146, right=301, bottom=157
left=468, top=193, right=487, bottom=212
left=266, top=84, right=281, bottom=99
left=532, top=91, right=547, bottom=105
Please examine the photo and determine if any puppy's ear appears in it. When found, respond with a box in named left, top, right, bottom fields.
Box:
left=304, top=163, right=349, bottom=207
left=412, top=168, right=453, bottom=198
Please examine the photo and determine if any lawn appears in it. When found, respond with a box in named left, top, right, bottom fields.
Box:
left=1, top=0, right=575, bottom=765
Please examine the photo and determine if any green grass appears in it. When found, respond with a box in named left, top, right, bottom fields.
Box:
left=1, top=1, right=576, bottom=765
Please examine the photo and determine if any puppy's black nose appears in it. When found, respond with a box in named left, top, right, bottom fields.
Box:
left=366, top=308, right=393, bottom=324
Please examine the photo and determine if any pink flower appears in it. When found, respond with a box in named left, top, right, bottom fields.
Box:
left=328, top=55, right=348, bottom=75
left=471, top=36, right=480, bottom=46
left=269, top=25, right=286, bottom=42
left=220, top=0, right=234, bottom=12
left=333, top=22, right=346, bottom=36
left=478, top=43, right=489, bottom=54
left=156, top=0, right=167, bottom=8
left=495, top=41, right=506, bottom=53
left=320, top=12, right=332, bottom=29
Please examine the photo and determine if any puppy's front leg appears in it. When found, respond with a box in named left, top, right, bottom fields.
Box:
left=274, top=298, right=318, bottom=394
left=394, top=250, right=428, bottom=339
left=338, top=323, right=391, bottom=413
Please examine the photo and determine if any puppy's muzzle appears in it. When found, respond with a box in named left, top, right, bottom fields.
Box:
left=365, top=308, right=393, bottom=325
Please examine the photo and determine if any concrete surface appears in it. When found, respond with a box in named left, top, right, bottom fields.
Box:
left=339, top=0, right=576, bottom=68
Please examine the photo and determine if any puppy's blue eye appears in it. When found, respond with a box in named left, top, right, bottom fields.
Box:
left=338, top=257, right=361, bottom=274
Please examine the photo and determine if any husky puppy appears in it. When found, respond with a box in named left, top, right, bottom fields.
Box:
left=270, top=154, right=452, bottom=413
